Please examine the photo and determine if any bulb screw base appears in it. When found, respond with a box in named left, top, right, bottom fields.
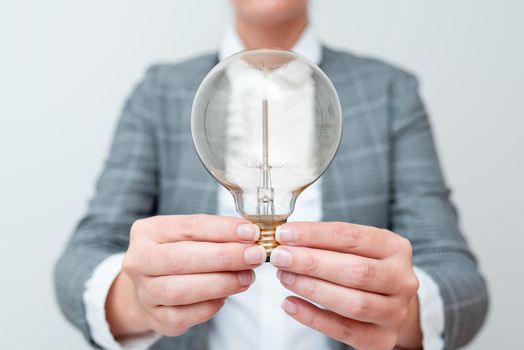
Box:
left=253, top=219, right=287, bottom=262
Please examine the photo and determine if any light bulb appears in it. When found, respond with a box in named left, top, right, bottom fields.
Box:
left=191, top=49, right=342, bottom=260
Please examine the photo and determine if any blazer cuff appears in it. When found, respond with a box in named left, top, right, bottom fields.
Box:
left=83, top=253, right=161, bottom=350
left=413, top=266, right=445, bottom=350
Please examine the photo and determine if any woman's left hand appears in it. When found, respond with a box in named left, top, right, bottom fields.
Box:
left=271, top=221, right=422, bottom=350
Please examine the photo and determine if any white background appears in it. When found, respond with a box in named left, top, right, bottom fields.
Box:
left=1, top=0, right=522, bottom=348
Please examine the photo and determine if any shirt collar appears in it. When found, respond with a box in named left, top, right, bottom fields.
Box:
left=218, top=24, right=322, bottom=65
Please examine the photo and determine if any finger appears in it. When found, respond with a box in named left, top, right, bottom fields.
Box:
left=141, top=270, right=255, bottom=306
left=282, top=296, right=397, bottom=350
left=133, top=214, right=260, bottom=244
left=277, top=270, right=394, bottom=324
left=140, top=241, right=267, bottom=275
left=275, top=221, right=398, bottom=258
left=151, top=299, right=225, bottom=337
left=270, top=246, right=398, bottom=294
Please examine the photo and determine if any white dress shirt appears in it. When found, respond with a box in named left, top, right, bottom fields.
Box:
left=83, top=25, right=445, bottom=350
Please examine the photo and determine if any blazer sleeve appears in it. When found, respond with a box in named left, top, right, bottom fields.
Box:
left=388, top=72, right=489, bottom=349
left=54, top=67, right=160, bottom=347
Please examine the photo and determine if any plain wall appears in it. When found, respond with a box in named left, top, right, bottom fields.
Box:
left=1, top=0, right=522, bottom=348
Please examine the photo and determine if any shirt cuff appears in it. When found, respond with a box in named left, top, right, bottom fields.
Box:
left=83, top=253, right=161, bottom=350
left=413, top=266, right=445, bottom=350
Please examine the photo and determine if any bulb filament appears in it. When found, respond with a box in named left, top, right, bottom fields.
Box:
left=257, top=98, right=275, bottom=217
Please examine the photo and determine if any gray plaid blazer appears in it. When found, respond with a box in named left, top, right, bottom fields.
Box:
left=55, top=47, right=488, bottom=350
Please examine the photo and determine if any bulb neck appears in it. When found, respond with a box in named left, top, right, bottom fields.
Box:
left=253, top=218, right=287, bottom=262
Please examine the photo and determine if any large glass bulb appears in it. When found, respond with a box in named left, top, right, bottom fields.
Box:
left=191, top=49, right=342, bottom=259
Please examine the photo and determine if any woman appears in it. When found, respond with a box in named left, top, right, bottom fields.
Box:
left=55, top=1, right=488, bottom=349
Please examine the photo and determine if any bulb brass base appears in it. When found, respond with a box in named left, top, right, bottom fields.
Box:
left=253, top=219, right=287, bottom=262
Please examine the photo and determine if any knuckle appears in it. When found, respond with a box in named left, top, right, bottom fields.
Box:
left=208, top=299, right=226, bottom=316
left=382, top=265, right=398, bottom=290
left=159, top=245, right=183, bottom=274
left=163, top=327, right=186, bottom=337
left=130, top=218, right=147, bottom=238
left=177, top=216, right=196, bottom=240
left=216, top=274, right=233, bottom=296
left=396, top=305, right=409, bottom=323
left=134, top=287, right=147, bottom=306
left=303, top=253, right=319, bottom=275
left=192, top=301, right=224, bottom=326
left=350, top=263, right=375, bottom=288
left=332, top=323, right=353, bottom=343
left=299, top=278, right=317, bottom=300
left=153, top=308, right=165, bottom=324
left=406, top=274, right=420, bottom=294
left=216, top=244, right=234, bottom=269
left=397, top=236, right=413, bottom=256
left=131, top=218, right=146, bottom=231
left=334, top=223, right=360, bottom=250
left=379, top=332, right=399, bottom=350
left=349, top=295, right=371, bottom=318
left=121, top=255, right=136, bottom=275
left=162, top=309, right=185, bottom=331
left=303, top=307, right=319, bottom=329
left=380, top=228, right=394, bottom=240
left=160, top=279, right=183, bottom=304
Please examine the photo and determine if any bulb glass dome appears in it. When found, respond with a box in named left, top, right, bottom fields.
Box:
left=191, top=49, right=342, bottom=251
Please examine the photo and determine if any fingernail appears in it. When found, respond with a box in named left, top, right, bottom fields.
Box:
left=244, top=245, right=267, bottom=265
left=275, top=225, right=298, bottom=243
left=236, top=224, right=260, bottom=242
left=281, top=298, right=298, bottom=314
left=276, top=270, right=296, bottom=286
left=270, top=247, right=292, bottom=268
left=238, top=270, right=255, bottom=286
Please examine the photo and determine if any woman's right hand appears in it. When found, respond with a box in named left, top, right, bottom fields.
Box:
left=106, top=214, right=266, bottom=338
